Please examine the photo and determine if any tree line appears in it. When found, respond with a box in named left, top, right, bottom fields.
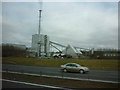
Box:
left=2, top=44, right=27, bottom=57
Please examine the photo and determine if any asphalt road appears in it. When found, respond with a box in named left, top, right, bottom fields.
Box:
left=2, top=80, right=64, bottom=89
left=2, top=64, right=119, bottom=82
left=2, top=81, right=43, bottom=88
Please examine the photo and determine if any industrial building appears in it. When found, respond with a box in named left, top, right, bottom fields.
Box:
left=31, top=34, right=50, bottom=57
left=90, top=48, right=119, bottom=59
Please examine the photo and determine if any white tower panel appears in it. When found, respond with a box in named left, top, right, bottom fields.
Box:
left=32, top=34, right=50, bottom=57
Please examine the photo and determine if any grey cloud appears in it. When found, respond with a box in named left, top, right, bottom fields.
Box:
left=2, top=2, right=118, bottom=49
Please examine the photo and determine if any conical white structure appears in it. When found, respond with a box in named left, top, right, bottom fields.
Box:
left=62, top=44, right=82, bottom=58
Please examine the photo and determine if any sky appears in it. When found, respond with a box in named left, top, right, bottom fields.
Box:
left=2, top=1, right=118, bottom=49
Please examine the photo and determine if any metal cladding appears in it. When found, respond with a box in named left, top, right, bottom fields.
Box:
left=32, top=34, right=50, bottom=57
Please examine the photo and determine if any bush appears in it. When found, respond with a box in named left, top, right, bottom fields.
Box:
left=2, top=44, right=27, bottom=57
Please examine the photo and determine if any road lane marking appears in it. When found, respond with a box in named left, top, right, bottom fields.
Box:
left=2, top=70, right=120, bottom=84
left=1, top=79, right=69, bottom=89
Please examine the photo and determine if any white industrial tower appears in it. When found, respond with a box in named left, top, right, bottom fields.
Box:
left=32, top=10, right=50, bottom=57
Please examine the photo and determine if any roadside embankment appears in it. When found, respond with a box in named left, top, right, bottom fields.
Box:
left=2, top=57, right=119, bottom=70
left=3, top=72, right=119, bottom=88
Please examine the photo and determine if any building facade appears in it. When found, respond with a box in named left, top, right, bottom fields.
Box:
left=32, top=34, right=50, bottom=57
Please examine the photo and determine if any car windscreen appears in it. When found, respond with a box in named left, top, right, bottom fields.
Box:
left=75, top=64, right=81, bottom=67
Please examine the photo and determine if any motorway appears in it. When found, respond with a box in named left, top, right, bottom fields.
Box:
left=2, top=64, right=119, bottom=83
left=2, top=81, right=45, bottom=88
left=2, top=80, right=65, bottom=89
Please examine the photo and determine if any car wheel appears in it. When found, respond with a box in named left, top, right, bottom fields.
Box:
left=79, top=69, right=84, bottom=74
left=63, top=69, right=67, bottom=72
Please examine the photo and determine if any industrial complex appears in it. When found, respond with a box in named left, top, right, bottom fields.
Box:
left=2, top=9, right=119, bottom=59
left=27, top=10, right=119, bottom=59
left=28, top=10, right=83, bottom=58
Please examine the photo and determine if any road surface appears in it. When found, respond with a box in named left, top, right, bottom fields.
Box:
left=2, top=64, right=119, bottom=83
left=2, top=79, right=66, bottom=89
left=2, top=80, right=44, bottom=88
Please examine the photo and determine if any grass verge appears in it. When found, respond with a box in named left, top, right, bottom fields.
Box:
left=3, top=72, right=119, bottom=88
left=2, top=57, right=119, bottom=70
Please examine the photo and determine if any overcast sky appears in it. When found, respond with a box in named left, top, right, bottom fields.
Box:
left=2, top=2, right=118, bottom=49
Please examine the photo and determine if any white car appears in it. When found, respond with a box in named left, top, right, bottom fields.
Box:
left=60, top=63, right=89, bottom=74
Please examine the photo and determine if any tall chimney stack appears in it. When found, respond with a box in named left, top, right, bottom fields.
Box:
left=38, top=10, right=42, bottom=35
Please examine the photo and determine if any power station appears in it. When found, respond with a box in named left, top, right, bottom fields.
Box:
left=30, top=9, right=91, bottom=58
left=2, top=3, right=119, bottom=59
left=2, top=8, right=119, bottom=59
left=31, top=10, right=50, bottom=57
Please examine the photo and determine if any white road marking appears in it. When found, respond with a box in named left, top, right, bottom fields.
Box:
left=1, top=79, right=68, bottom=89
left=3, top=70, right=120, bottom=84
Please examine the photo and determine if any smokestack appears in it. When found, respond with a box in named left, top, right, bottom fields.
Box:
left=38, top=10, right=42, bottom=35
left=38, top=10, right=42, bottom=57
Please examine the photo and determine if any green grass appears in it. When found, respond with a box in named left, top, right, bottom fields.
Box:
left=2, top=57, right=119, bottom=70
left=3, top=72, right=119, bottom=88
